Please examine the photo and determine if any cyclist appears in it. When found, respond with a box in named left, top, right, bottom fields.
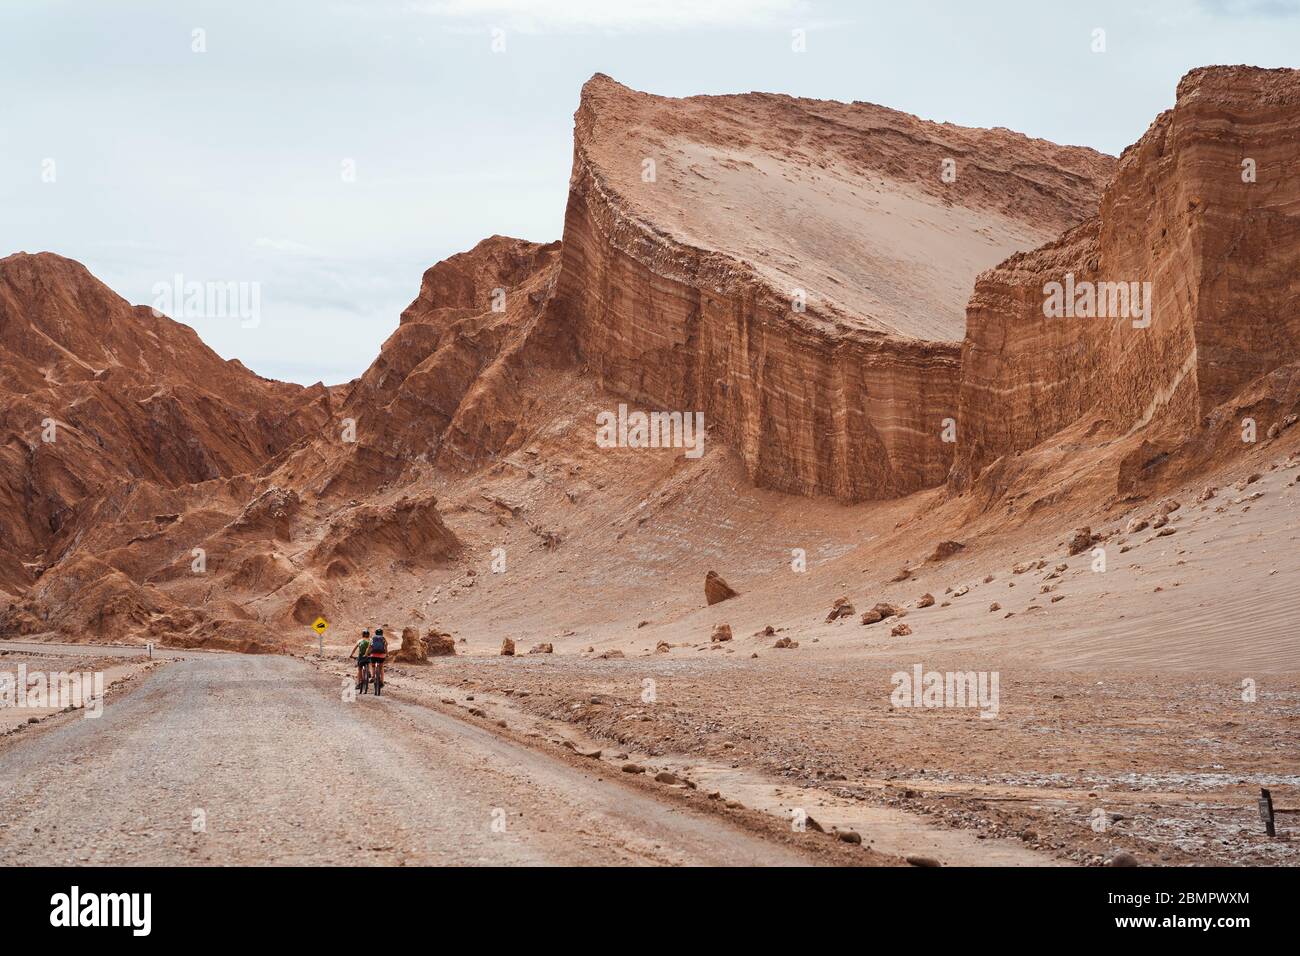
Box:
left=369, top=627, right=387, bottom=696
left=349, top=629, right=372, bottom=693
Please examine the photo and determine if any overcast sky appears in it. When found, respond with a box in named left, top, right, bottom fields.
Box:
left=2, top=0, right=1297, bottom=385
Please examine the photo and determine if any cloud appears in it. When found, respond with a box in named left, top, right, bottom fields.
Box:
left=1198, top=0, right=1300, bottom=17
left=408, top=0, right=811, bottom=33
left=252, top=237, right=324, bottom=257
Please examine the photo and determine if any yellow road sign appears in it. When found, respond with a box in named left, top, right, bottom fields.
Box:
left=312, top=617, right=329, bottom=634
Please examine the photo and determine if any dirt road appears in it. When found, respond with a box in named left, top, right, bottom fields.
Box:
left=0, top=652, right=818, bottom=865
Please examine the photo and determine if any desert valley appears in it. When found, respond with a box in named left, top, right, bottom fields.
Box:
left=2, top=65, right=1299, bottom=869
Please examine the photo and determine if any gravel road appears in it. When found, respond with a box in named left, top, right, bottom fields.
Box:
left=0, top=652, right=813, bottom=865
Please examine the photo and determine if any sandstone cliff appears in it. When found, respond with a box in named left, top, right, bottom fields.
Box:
left=551, top=74, right=1114, bottom=499
left=953, top=66, right=1300, bottom=490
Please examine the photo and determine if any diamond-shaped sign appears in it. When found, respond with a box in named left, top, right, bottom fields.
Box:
left=312, top=617, right=329, bottom=634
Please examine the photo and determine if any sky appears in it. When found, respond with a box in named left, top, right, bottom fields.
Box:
left=1, top=0, right=1297, bottom=385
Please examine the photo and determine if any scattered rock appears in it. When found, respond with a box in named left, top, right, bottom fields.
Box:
left=825, top=597, right=856, bottom=622
left=424, top=629, right=456, bottom=656
left=710, top=623, right=733, bottom=643
left=773, top=636, right=800, bottom=649
left=1104, top=851, right=1140, bottom=867
left=890, top=622, right=913, bottom=637
left=393, top=625, right=428, bottom=664
left=654, top=771, right=681, bottom=785
left=927, top=540, right=965, bottom=562
left=528, top=642, right=553, bottom=655
left=916, top=593, right=935, bottom=608
left=1067, top=527, right=1093, bottom=555
left=988, top=602, right=1001, bottom=612
left=860, top=602, right=901, bottom=625
left=655, top=641, right=671, bottom=653
left=500, top=638, right=515, bottom=656
left=835, top=829, right=862, bottom=845
left=621, top=763, right=644, bottom=774
left=704, top=570, right=739, bottom=605
left=906, top=855, right=941, bottom=867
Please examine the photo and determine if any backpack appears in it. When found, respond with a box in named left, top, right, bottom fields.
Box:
left=370, top=632, right=387, bottom=653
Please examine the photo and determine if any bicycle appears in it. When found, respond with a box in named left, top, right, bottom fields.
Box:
left=355, top=656, right=372, bottom=696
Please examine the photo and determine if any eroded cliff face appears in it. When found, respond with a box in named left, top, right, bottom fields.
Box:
left=953, top=66, right=1300, bottom=489
left=552, top=75, right=1114, bottom=500
left=0, top=253, right=332, bottom=595
left=339, top=235, right=565, bottom=472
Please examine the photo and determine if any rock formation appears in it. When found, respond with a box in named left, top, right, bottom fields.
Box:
left=551, top=74, right=1113, bottom=500
left=952, top=67, right=1300, bottom=491
left=703, top=570, right=738, bottom=605
left=3, top=67, right=1297, bottom=654
left=394, top=626, right=428, bottom=664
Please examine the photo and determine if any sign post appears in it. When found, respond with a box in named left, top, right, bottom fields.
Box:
left=1259, top=788, right=1275, bottom=837
left=312, top=617, right=329, bottom=657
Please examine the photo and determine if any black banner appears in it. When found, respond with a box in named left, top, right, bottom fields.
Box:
left=3, top=865, right=1285, bottom=941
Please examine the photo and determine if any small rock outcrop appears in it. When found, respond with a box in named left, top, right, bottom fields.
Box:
left=860, top=603, right=901, bottom=625
left=825, top=597, right=856, bottom=622
left=704, top=570, right=739, bottom=605
left=393, top=626, right=428, bottom=664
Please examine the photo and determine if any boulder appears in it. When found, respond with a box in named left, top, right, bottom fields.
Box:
left=528, top=642, right=554, bottom=654
left=927, top=540, right=965, bottom=562
left=860, top=602, right=901, bottom=625
left=710, top=623, right=733, bottom=643
left=500, top=638, right=515, bottom=656
left=393, top=625, right=428, bottom=664
left=424, top=629, right=455, bottom=656
left=704, top=570, right=739, bottom=605
left=825, top=597, right=856, bottom=622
